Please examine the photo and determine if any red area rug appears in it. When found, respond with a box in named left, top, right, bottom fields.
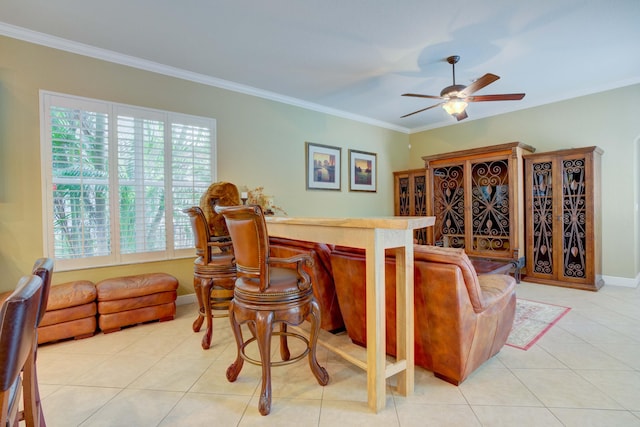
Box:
left=506, top=298, right=571, bottom=350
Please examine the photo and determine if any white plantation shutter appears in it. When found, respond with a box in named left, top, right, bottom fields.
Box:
left=116, top=111, right=167, bottom=256
left=41, top=92, right=216, bottom=270
left=49, top=105, right=111, bottom=262
left=171, top=117, right=216, bottom=250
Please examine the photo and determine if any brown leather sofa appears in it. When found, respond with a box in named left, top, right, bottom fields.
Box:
left=330, top=244, right=516, bottom=385
left=269, top=237, right=344, bottom=332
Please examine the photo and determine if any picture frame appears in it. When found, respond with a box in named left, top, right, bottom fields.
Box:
left=305, top=142, right=341, bottom=190
left=349, top=149, right=377, bottom=192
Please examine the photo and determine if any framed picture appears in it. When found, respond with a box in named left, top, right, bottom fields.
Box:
left=349, top=149, right=377, bottom=192
left=306, top=142, right=341, bottom=190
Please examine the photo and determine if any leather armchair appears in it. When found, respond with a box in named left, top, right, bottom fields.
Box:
left=330, top=244, right=516, bottom=385
left=268, top=237, right=344, bottom=332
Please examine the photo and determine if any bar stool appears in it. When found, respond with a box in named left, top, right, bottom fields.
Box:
left=215, top=204, right=329, bottom=415
left=184, top=206, right=236, bottom=349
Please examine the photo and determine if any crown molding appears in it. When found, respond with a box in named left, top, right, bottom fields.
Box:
left=0, top=22, right=410, bottom=134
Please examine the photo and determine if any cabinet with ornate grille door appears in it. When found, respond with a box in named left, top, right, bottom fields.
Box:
left=393, top=168, right=428, bottom=244
left=524, top=146, right=603, bottom=291
left=421, top=142, right=535, bottom=280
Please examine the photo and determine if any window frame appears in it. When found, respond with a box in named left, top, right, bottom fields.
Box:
left=40, top=91, right=216, bottom=271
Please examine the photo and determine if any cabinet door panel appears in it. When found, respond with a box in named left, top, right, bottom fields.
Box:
left=470, top=158, right=511, bottom=254
left=560, top=157, right=588, bottom=280
left=530, top=160, right=555, bottom=277
left=397, top=175, right=411, bottom=216
left=432, top=164, right=465, bottom=248
left=413, top=173, right=427, bottom=244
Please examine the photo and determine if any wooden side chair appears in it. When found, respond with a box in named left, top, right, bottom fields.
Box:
left=0, top=275, right=43, bottom=427
left=183, top=206, right=236, bottom=349
left=215, top=204, right=329, bottom=416
left=22, top=258, right=53, bottom=427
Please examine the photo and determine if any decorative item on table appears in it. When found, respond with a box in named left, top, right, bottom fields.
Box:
left=241, top=186, right=287, bottom=215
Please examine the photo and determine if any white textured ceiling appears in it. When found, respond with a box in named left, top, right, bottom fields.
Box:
left=1, top=0, right=639, bottom=132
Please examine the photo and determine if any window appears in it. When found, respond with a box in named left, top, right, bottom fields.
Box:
left=40, top=92, right=216, bottom=270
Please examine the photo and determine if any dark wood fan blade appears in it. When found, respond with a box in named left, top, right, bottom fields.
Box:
left=466, top=93, right=526, bottom=102
left=402, top=93, right=444, bottom=100
left=454, top=110, right=468, bottom=121
left=459, top=73, right=499, bottom=96
left=400, top=102, right=443, bottom=118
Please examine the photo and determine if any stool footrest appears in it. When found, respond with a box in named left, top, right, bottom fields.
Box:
left=240, top=331, right=310, bottom=367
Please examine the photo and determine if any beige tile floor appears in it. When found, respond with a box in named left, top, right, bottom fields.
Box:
left=35, top=281, right=640, bottom=426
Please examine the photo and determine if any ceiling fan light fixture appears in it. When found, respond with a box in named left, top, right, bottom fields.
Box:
left=442, top=99, right=468, bottom=115
left=400, top=55, right=524, bottom=120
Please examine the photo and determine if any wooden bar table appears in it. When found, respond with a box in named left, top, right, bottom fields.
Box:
left=265, top=215, right=434, bottom=412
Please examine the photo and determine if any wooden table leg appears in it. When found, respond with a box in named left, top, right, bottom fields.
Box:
left=394, top=237, right=414, bottom=396
left=365, top=235, right=386, bottom=412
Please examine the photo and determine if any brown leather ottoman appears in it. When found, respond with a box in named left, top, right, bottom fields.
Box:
left=96, top=273, right=178, bottom=333
left=38, top=280, right=97, bottom=344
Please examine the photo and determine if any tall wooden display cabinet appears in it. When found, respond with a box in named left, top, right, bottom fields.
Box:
left=420, top=142, right=535, bottom=271
left=524, top=146, right=603, bottom=291
left=393, top=168, right=428, bottom=244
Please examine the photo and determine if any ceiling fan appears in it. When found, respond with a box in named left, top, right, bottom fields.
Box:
left=401, top=55, right=525, bottom=121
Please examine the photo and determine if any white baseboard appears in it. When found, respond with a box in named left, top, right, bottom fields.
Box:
left=603, top=273, right=640, bottom=288
left=177, top=293, right=198, bottom=306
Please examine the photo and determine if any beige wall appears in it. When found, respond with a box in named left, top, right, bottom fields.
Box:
left=409, top=85, right=640, bottom=284
left=0, top=36, right=409, bottom=293
left=1, top=34, right=638, bottom=293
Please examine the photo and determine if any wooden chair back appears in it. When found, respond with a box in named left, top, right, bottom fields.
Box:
left=215, top=205, right=270, bottom=291
left=0, top=275, right=43, bottom=426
